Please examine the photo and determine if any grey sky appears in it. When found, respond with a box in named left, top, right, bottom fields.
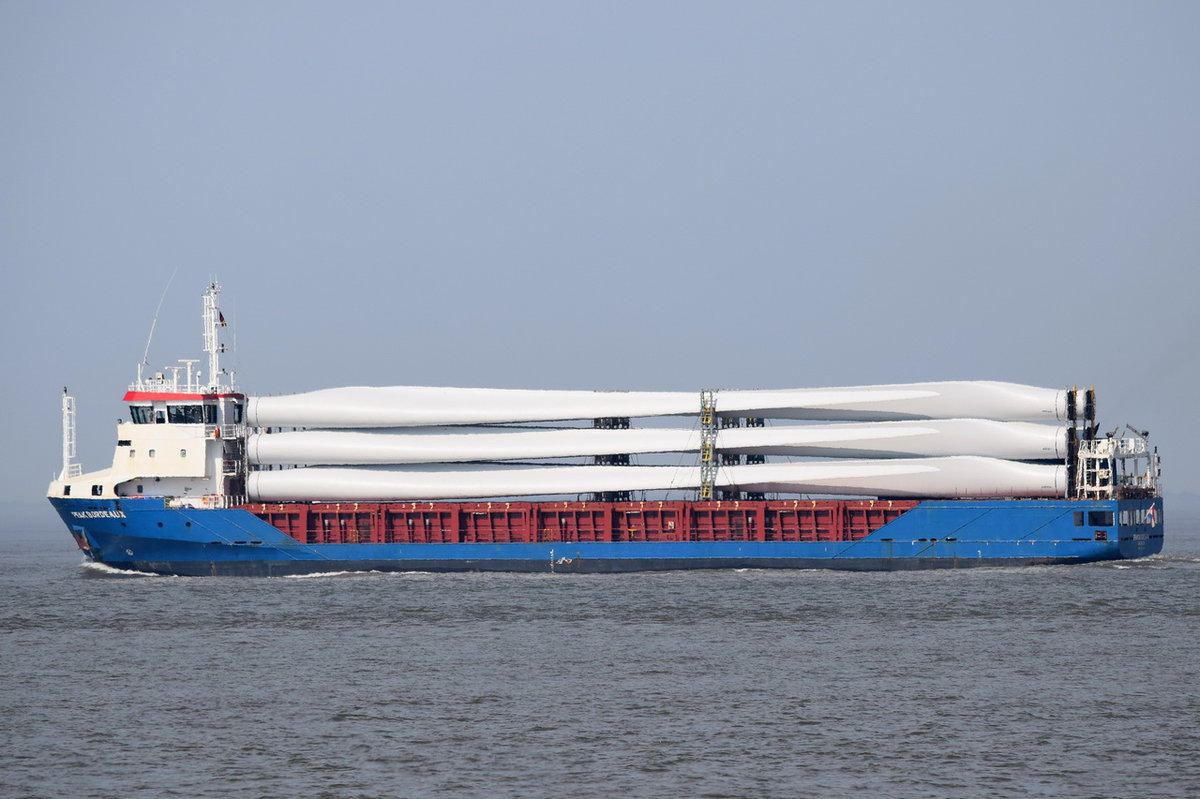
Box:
left=2, top=1, right=1197, bottom=506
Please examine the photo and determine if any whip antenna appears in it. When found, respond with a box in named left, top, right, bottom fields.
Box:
left=138, top=267, right=180, bottom=383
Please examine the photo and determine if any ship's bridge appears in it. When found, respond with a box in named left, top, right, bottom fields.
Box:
left=124, top=389, right=245, bottom=430
left=48, top=281, right=248, bottom=506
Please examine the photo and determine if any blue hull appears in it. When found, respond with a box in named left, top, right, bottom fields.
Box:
left=48, top=497, right=1165, bottom=576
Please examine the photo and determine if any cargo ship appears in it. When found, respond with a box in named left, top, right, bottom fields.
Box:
left=47, top=283, right=1164, bottom=576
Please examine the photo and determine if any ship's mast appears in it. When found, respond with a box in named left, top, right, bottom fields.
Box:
left=202, top=281, right=226, bottom=391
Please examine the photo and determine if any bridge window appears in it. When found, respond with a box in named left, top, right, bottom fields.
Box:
left=130, top=406, right=153, bottom=424
left=168, top=404, right=205, bottom=424
left=1087, top=511, right=1114, bottom=527
left=205, top=405, right=218, bottom=424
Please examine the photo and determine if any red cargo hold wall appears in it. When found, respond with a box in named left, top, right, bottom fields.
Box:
left=241, top=499, right=920, bottom=546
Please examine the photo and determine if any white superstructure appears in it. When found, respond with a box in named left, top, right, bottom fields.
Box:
left=49, top=282, right=246, bottom=507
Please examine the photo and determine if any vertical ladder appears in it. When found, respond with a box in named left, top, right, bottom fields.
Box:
left=699, top=390, right=717, bottom=500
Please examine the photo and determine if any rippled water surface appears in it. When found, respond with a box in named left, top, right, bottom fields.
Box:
left=2, top=511, right=1198, bottom=798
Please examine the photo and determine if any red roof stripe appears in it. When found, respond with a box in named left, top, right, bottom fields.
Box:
left=123, top=392, right=245, bottom=402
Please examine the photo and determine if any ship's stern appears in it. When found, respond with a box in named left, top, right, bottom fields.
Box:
left=1115, top=497, right=1164, bottom=560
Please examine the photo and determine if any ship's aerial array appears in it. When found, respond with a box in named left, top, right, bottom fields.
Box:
left=48, top=283, right=1163, bottom=576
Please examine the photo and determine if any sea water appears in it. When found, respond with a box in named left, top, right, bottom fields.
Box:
left=1, top=508, right=1197, bottom=799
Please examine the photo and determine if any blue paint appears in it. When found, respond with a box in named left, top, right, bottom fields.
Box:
left=47, top=495, right=1165, bottom=576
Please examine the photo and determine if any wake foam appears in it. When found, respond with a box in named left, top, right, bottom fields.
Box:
left=79, top=560, right=163, bottom=578
left=281, top=569, right=433, bottom=579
